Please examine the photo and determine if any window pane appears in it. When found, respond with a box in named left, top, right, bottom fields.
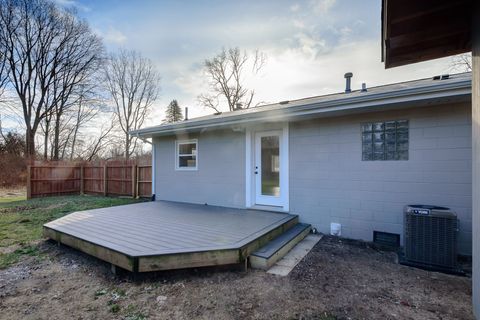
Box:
left=386, top=143, right=396, bottom=152
left=397, top=151, right=408, bottom=160
left=397, top=141, right=408, bottom=151
left=396, top=120, right=409, bottom=130
left=374, top=152, right=384, bottom=160
left=386, top=152, right=396, bottom=160
left=362, top=152, right=373, bottom=161
left=179, top=143, right=196, bottom=155
left=373, top=122, right=384, bottom=132
left=362, top=123, right=373, bottom=133
left=261, top=136, right=280, bottom=197
left=373, top=132, right=383, bottom=143
left=385, top=132, right=396, bottom=144
left=397, top=132, right=408, bottom=143
left=362, top=133, right=372, bottom=143
left=374, top=142, right=384, bottom=153
left=179, top=155, right=196, bottom=167
left=385, top=121, right=396, bottom=131
left=362, top=142, right=373, bottom=153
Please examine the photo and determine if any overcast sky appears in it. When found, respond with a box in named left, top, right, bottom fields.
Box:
left=13, top=0, right=460, bottom=129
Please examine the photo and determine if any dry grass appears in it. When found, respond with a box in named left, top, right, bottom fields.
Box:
left=0, top=194, right=145, bottom=268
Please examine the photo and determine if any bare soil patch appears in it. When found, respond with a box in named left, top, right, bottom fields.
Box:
left=0, top=236, right=473, bottom=320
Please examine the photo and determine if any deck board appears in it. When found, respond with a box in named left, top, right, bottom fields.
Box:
left=44, top=201, right=296, bottom=257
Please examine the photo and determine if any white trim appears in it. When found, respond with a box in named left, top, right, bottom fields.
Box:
left=283, top=123, right=290, bottom=212
left=245, top=123, right=289, bottom=211
left=175, top=139, right=198, bottom=171
left=255, top=130, right=283, bottom=207
left=151, top=142, right=156, bottom=197
left=245, top=129, right=252, bottom=207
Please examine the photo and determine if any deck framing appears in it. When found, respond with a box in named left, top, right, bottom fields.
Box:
left=43, top=227, right=135, bottom=271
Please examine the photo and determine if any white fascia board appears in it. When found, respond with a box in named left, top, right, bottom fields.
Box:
left=131, top=80, right=471, bottom=138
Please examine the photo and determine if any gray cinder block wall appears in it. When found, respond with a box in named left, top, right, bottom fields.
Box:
left=289, top=102, right=472, bottom=255
left=153, top=102, right=472, bottom=255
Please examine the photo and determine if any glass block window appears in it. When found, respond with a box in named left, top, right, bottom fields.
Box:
left=362, top=120, right=409, bottom=161
left=176, top=139, right=198, bottom=170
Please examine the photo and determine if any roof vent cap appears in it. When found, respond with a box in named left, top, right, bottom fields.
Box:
left=361, top=83, right=367, bottom=92
left=433, top=74, right=450, bottom=80
left=279, top=100, right=289, bottom=105
left=344, top=72, right=353, bottom=93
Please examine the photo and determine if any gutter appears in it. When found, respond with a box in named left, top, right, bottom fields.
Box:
left=131, top=77, right=471, bottom=137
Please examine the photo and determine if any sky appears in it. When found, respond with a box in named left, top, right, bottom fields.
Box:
left=6, top=0, right=462, bottom=130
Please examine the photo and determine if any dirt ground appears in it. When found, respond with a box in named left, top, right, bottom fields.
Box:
left=0, top=236, right=473, bottom=320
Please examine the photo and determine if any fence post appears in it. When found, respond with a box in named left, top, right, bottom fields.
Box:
left=132, top=164, right=137, bottom=198
left=27, top=165, right=32, bottom=199
left=80, top=165, right=84, bottom=195
left=103, top=163, right=108, bottom=196
left=136, top=166, right=140, bottom=198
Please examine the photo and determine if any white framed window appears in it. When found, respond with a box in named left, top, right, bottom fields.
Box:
left=175, top=139, right=198, bottom=170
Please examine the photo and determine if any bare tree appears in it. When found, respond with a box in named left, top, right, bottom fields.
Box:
left=198, top=47, right=266, bottom=113
left=40, top=109, right=54, bottom=159
left=451, top=53, right=472, bottom=72
left=80, top=119, right=117, bottom=161
left=69, top=85, right=104, bottom=160
left=0, top=0, right=103, bottom=158
left=0, top=49, right=8, bottom=102
left=104, top=49, right=160, bottom=159
left=0, top=114, right=6, bottom=141
left=48, top=12, right=103, bottom=160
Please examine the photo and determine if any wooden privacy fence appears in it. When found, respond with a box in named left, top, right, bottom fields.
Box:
left=27, top=160, right=152, bottom=199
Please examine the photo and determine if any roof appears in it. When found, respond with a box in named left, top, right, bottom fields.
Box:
left=381, top=0, right=472, bottom=68
left=132, top=72, right=472, bottom=138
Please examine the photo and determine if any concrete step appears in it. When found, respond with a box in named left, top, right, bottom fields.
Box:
left=249, top=223, right=311, bottom=270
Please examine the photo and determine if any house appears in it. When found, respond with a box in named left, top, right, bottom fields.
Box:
left=380, top=0, right=478, bottom=315
left=132, top=72, right=472, bottom=256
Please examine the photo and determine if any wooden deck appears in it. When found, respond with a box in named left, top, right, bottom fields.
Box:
left=43, top=201, right=298, bottom=272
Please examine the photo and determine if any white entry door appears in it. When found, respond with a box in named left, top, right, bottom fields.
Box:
left=254, top=130, right=286, bottom=207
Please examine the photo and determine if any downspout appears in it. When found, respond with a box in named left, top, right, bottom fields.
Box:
left=472, top=1, right=480, bottom=316
left=134, top=133, right=155, bottom=201
left=151, top=142, right=156, bottom=201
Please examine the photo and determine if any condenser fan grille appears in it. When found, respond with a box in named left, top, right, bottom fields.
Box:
left=404, top=206, right=458, bottom=269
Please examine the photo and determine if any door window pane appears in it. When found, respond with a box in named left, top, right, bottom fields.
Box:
left=261, top=136, right=280, bottom=197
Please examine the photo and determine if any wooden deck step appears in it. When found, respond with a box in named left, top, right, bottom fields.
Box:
left=249, top=223, right=311, bottom=270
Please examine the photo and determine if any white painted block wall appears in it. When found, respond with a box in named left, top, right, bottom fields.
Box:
left=289, top=102, right=472, bottom=255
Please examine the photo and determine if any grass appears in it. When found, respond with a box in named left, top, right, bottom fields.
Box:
left=125, top=304, right=147, bottom=320
left=0, top=194, right=144, bottom=269
left=0, top=195, right=26, bottom=203
left=0, top=245, right=40, bottom=269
